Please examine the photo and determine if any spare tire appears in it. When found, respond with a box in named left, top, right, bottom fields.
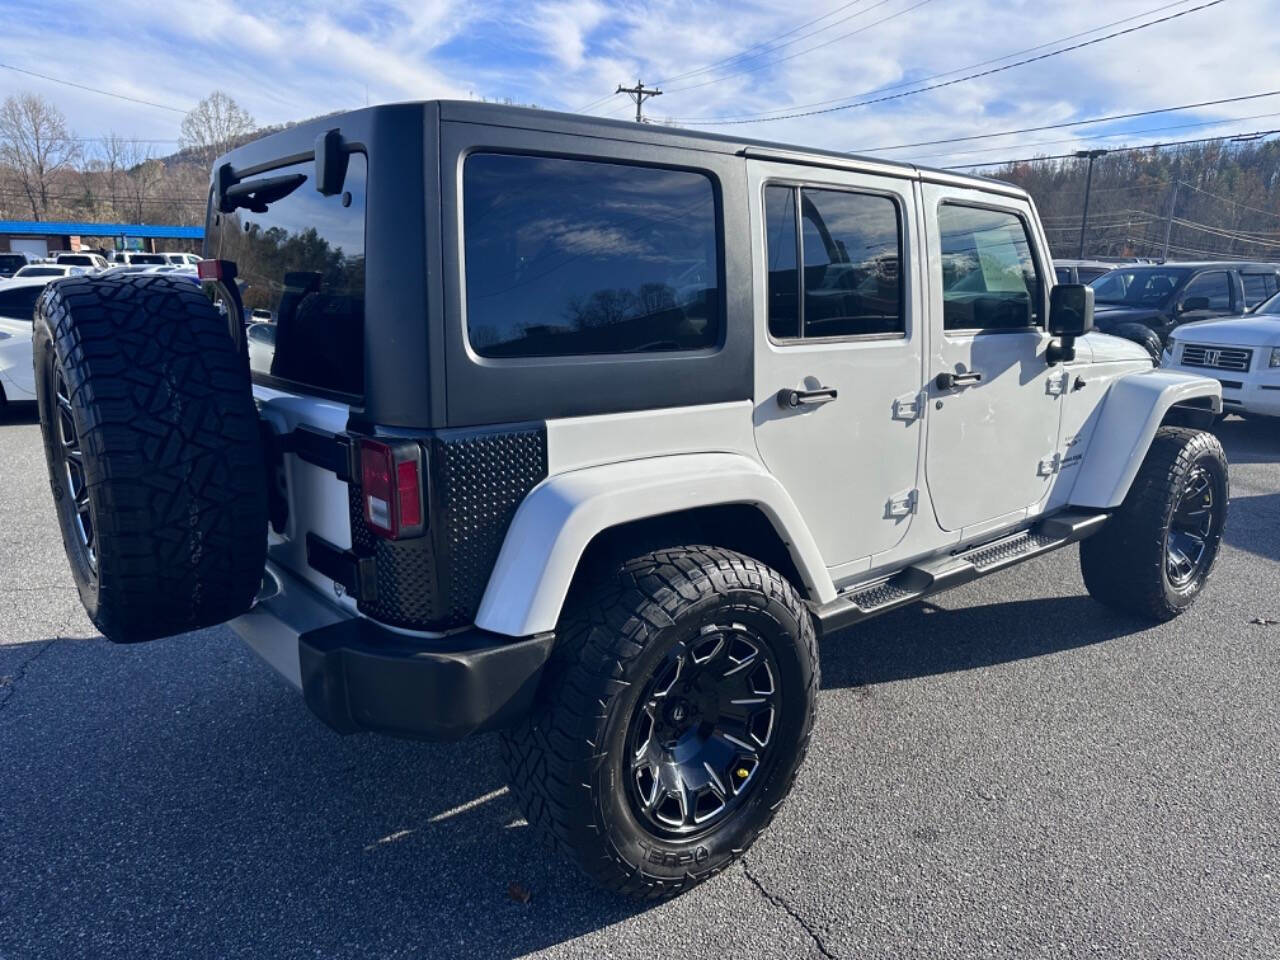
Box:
left=1110, top=321, right=1163, bottom=364
left=33, top=275, right=268, bottom=643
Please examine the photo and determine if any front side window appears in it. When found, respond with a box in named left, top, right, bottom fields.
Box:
left=463, top=153, right=721, bottom=359
left=206, top=153, right=367, bottom=397
left=765, top=184, right=904, bottom=340
left=938, top=204, right=1042, bottom=331
left=1181, top=271, right=1232, bottom=311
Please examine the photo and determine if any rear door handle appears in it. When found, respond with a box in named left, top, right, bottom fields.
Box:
left=777, top=386, right=838, bottom=409
left=935, top=371, right=983, bottom=390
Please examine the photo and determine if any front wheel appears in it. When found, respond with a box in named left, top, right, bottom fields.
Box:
left=1081, top=426, right=1228, bottom=621
left=500, top=546, right=818, bottom=900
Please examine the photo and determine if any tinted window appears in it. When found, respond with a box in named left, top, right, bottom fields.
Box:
left=765, top=185, right=903, bottom=339
left=1241, top=272, right=1277, bottom=308
left=765, top=185, right=799, bottom=339
left=1182, top=271, right=1232, bottom=311
left=0, top=254, right=26, bottom=272
left=463, top=153, right=721, bottom=358
left=0, top=285, right=43, bottom=320
left=130, top=254, right=166, bottom=265
left=15, top=267, right=62, bottom=277
left=1090, top=267, right=1187, bottom=305
left=206, top=153, right=367, bottom=397
left=938, top=205, right=1041, bottom=330
left=1076, top=267, right=1110, bottom=283
left=1055, top=267, right=1072, bottom=284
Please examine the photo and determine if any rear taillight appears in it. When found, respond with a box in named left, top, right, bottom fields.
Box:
left=359, top=438, right=425, bottom=540
left=196, top=259, right=223, bottom=281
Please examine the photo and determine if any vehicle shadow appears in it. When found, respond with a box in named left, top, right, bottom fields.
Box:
left=1214, top=414, right=1279, bottom=466
left=1222, top=490, right=1280, bottom=563
left=818, top=594, right=1143, bottom=689
left=0, top=631, right=649, bottom=960
left=0, top=401, right=38, bottom=425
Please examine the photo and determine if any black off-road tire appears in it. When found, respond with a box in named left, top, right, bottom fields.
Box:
left=33, top=275, right=268, bottom=643
left=500, top=546, right=819, bottom=901
left=1110, top=321, right=1164, bottom=364
left=1080, top=426, right=1228, bottom=622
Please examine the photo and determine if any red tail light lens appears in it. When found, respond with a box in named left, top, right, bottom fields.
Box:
left=358, top=438, right=425, bottom=540
left=196, top=259, right=223, bottom=281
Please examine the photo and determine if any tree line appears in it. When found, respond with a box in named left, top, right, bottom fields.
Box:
left=985, top=138, right=1280, bottom=263
left=0, top=91, right=259, bottom=232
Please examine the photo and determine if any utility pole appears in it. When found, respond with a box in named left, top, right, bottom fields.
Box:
left=1075, top=149, right=1106, bottom=258
left=1161, top=180, right=1179, bottom=262
left=616, top=80, right=662, bottom=123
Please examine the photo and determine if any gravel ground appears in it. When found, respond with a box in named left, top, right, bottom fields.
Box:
left=0, top=404, right=1276, bottom=960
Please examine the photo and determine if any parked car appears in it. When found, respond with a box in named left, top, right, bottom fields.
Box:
left=30, top=101, right=1227, bottom=900
left=245, top=320, right=277, bottom=374
left=0, top=252, right=33, bottom=278
left=1162, top=288, right=1280, bottom=418
left=0, top=276, right=57, bottom=407
left=55, top=253, right=110, bottom=272
left=14, top=264, right=87, bottom=278
left=109, top=251, right=168, bottom=267
left=1054, top=259, right=1117, bottom=284
left=1088, top=261, right=1280, bottom=359
left=162, top=252, right=203, bottom=267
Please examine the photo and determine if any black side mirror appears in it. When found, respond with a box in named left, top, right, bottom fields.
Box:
left=1047, top=283, right=1094, bottom=364
left=1180, top=296, right=1210, bottom=313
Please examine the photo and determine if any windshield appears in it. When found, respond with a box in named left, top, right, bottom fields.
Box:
left=0, top=254, right=28, bottom=272
left=1090, top=267, right=1189, bottom=306
left=15, top=266, right=64, bottom=277
left=130, top=254, right=166, bottom=265
left=1255, top=290, right=1280, bottom=316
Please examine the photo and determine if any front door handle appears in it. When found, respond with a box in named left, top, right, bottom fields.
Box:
left=777, top=386, right=838, bottom=409
left=935, top=371, right=983, bottom=391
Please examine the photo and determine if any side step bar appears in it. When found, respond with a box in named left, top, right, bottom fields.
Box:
left=815, top=511, right=1109, bottom=636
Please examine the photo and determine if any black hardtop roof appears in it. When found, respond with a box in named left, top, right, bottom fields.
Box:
left=220, top=99, right=1029, bottom=201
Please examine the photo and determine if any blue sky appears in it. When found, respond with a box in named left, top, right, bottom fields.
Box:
left=1, top=0, right=1277, bottom=167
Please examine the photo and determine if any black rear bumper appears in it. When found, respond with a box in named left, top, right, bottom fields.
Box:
left=298, top=619, right=554, bottom=741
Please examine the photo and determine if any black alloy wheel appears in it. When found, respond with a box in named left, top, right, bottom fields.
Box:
left=1165, top=464, right=1216, bottom=588
left=51, top=365, right=97, bottom=575
left=627, top=623, right=780, bottom=836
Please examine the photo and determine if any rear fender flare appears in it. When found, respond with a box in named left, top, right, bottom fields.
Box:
left=473, top=453, right=835, bottom=637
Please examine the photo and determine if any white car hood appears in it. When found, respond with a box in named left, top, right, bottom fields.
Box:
left=1080, top=330, right=1151, bottom=363
left=1172, top=315, right=1280, bottom=348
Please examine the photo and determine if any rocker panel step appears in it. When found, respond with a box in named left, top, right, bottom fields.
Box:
left=815, top=510, right=1109, bottom=636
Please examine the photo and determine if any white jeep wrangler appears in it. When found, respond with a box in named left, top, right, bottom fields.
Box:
left=32, top=102, right=1227, bottom=900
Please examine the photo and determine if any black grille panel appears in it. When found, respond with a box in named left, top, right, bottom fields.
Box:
left=347, top=424, right=547, bottom=630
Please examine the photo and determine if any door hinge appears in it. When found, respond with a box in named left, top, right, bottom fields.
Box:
left=1037, top=453, right=1062, bottom=476
left=886, top=489, right=918, bottom=518
left=1046, top=370, right=1070, bottom=396
left=892, top=390, right=924, bottom=422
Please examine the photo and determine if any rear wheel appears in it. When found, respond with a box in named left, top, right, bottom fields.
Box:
left=1080, top=427, right=1227, bottom=621
left=501, top=546, right=818, bottom=900
left=34, top=275, right=268, bottom=643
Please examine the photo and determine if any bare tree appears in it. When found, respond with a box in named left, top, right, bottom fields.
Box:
left=0, top=93, right=81, bottom=220
left=180, top=91, right=256, bottom=169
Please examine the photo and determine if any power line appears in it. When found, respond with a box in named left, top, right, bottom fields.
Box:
left=662, top=0, right=935, bottom=96
left=1175, top=178, right=1280, bottom=221
left=909, top=109, right=1280, bottom=163
left=686, top=0, right=1200, bottom=124
left=655, top=0, right=870, bottom=86
left=662, top=0, right=1227, bottom=125
left=0, top=62, right=189, bottom=114
left=944, top=126, right=1280, bottom=169
left=854, top=89, right=1280, bottom=153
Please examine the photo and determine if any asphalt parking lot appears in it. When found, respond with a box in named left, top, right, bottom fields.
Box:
left=1, top=404, right=1276, bottom=960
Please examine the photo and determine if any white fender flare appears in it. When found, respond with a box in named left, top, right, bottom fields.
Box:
left=1069, top=369, right=1222, bottom=510
left=473, top=453, right=836, bottom=637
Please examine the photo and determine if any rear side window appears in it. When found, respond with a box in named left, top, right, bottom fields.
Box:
left=1241, top=272, right=1278, bottom=308
left=0, top=285, right=42, bottom=320
left=206, top=153, right=367, bottom=397
left=463, top=153, right=722, bottom=358
left=938, top=204, right=1042, bottom=331
left=765, top=184, right=903, bottom=340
